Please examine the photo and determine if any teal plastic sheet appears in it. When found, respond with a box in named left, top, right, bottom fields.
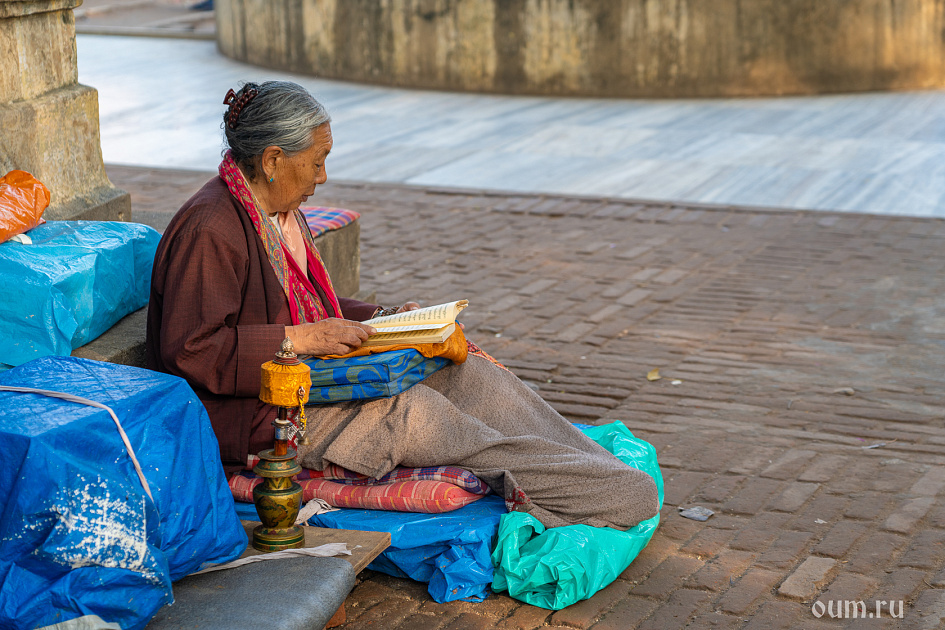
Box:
left=0, top=357, right=247, bottom=630
left=491, top=422, right=664, bottom=609
left=0, top=221, right=160, bottom=369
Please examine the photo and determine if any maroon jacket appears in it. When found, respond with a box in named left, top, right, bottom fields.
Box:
left=145, top=177, right=377, bottom=475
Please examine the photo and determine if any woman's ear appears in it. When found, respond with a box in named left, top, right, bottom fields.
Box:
left=260, top=145, right=285, bottom=181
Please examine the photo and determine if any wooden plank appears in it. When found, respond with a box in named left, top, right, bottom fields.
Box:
left=239, top=521, right=390, bottom=574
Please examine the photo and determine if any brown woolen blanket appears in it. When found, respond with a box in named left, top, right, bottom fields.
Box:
left=297, top=355, right=659, bottom=529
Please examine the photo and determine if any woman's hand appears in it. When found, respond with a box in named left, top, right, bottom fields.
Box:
left=285, top=318, right=376, bottom=356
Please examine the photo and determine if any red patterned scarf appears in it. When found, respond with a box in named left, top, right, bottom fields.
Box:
left=219, top=151, right=342, bottom=324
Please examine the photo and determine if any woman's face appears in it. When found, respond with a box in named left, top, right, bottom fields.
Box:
left=269, top=123, right=332, bottom=213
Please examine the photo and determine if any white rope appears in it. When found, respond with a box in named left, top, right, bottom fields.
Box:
left=0, top=385, right=154, bottom=503
left=189, top=543, right=351, bottom=576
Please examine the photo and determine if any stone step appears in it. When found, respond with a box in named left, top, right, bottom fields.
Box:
left=145, top=556, right=355, bottom=630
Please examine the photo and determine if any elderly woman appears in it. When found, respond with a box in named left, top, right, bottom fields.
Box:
left=146, top=81, right=658, bottom=530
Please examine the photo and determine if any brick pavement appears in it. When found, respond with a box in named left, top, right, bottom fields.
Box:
left=110, top=165, right=945, bottom=629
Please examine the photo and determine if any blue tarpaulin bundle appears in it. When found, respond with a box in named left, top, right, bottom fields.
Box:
left=307, top=495, right=506, bottom=602
left=0, top=221, right=160, bottom=369
left=0, top=357, right=247, bottom=630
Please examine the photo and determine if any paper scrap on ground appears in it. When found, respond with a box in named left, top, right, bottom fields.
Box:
left=678, top=506, right=715, bottom=521
left=647, top=369, right=661, bottom=381
left=190, top=543, right=351, bottom=575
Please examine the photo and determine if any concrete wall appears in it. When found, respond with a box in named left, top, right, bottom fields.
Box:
left=216, top=0, right=945, bottom=97
left=0, top=0, right=129, bottom=220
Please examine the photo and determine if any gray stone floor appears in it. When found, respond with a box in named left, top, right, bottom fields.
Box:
left=78, top=35, right=945, bottom=217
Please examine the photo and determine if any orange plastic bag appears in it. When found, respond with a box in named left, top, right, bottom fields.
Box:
left=0, top=170, right=50, bottom=244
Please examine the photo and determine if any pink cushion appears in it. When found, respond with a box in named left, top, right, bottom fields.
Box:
left=243, top=458, right=491, bottom=495
left=230, top=475, right=484, bottom=514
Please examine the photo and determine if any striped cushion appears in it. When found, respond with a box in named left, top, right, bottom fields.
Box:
left=300, top=206, right=360, bottom=238
left=316, top=463, right=491, bottom=495
left=229, top=475, right=484, bottom=513
left=241, top=461, right=491, bottom=497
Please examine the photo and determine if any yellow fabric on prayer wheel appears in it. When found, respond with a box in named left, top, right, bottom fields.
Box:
left=259, top=360, right=311, bottom=407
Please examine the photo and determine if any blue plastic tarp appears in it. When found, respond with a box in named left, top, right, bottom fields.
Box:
left=308, top=495, right=505, bottom=603
left=0, top=357, right=247, bottom=630
left=0, top=221, right=160, bottom=369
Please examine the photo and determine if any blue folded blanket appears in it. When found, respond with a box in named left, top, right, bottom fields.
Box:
left=304, top=350, right=450, bottom=403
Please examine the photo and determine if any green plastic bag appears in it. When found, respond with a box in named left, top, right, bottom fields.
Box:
left=491, top=422, right=664, bottom=609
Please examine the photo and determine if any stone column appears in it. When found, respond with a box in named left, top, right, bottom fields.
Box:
left=0, top=0, right=130, bottom=221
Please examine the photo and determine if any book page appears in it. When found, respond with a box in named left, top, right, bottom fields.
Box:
left=367, top=323, right=447, bottom=333
left=366, top=299, right=468, bottom=328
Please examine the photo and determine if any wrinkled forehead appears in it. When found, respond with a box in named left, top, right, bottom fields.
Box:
left=313, top=123, right=332, bottom=152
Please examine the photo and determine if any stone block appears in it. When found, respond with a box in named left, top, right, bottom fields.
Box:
left=548, top=579, right=633, bottom=629
left=0, top=83, right=130, bottom=221
left=718, top=569, right=781, bottom=615
left=904, top=589, right=945, bottom=629
left=314, top=218, right=360, bottom=299
left=0, top=0, right=78, bottom=19
left=777, top=557, right=837, bottom=600
left=0, top=1, right=79, bottom=103
left=145, top=556, right=355, bottom=630
left=638, top=589, right=711, bottom=630
left=0, top=0, right=129, bottom=222
left=72, top=307, right=148, bottom=368
left=686, top=550, right=755, bottom=591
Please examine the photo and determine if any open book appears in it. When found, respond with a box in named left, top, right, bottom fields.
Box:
left=362, top=299, right=468, bottom=347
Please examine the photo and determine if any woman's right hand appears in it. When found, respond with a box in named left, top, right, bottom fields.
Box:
left=285, top=318, right=376, bottom=356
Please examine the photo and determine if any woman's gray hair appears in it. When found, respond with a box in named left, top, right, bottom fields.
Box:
left=223, top=81, right=331, bottom=180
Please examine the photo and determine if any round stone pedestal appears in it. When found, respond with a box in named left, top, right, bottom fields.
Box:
left=216, top=0, right=945, bottom=98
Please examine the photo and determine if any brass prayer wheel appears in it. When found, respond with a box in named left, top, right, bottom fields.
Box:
left=252, top=338, right=311, bottom=552
left=259, top=339, right=311, bottom=408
